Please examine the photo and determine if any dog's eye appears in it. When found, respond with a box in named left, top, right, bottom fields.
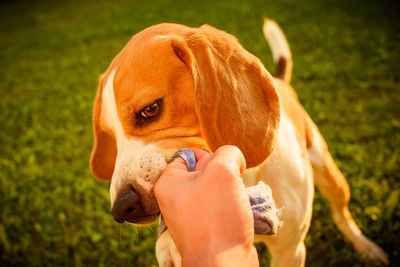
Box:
left=140, top=102, right=160, bottom=119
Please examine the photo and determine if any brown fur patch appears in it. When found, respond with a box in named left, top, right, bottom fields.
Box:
left=275, top=56, right=287, bottom=80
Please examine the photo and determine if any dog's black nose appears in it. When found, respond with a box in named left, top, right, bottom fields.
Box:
left=112, top=188, right=141, bottom=223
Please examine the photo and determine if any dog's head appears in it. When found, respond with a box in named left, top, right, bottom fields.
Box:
left=90, top=23, right=280, bottom=225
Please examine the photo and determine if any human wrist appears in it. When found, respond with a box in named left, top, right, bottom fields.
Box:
left=181, top=241, right=258, bottom=267
left=213, top=244, right=258, bottom=267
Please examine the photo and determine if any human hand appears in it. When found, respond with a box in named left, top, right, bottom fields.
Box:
left=154, top=146, right=258, bottom=267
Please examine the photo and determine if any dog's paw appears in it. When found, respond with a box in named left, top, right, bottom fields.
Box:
left=354, top=234, right=389, bottom=265
left=156, top=230, right=182, bottom=267
left=246, top=181, right=281, bottom=235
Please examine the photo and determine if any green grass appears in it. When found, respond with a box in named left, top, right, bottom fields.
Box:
left=1, top=0, right=399, bottom=266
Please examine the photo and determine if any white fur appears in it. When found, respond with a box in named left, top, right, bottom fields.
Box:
left=263, top=19, right=292, bottom=65
left=102, top=71, right=167, bottom=209
left=250, top=114, right=314, bottom=266
left=101, top=71, right=127, bottom=148
left=306, top=118, right=325, bottom=169
left=263, top=19, right=292, bottom=82
left=156, top=231, right=182, bottom=267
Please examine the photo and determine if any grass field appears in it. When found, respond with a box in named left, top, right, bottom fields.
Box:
left=1, top=0, right=399, bottom=266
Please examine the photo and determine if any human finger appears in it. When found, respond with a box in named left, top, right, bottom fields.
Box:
left=211, top=145, right=246, bottom=174
left=193, top=149, right=212, bottom=171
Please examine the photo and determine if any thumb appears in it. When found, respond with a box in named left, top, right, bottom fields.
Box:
left=155, top=157, right=192, bottom=202
left=168, top=156, right=191, bottom=172
left=157, top=156, right=198, bottom=187
left=159, top=157, right=191, bottom=181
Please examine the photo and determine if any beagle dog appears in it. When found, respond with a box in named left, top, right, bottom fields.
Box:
left=90, top=20, right=388, bottom=266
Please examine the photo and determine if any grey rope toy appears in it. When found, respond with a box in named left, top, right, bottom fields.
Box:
left=158, top=148, right=281, bottom=237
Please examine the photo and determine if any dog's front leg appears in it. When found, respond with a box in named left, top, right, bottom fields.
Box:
left=156, top=230, right=182, bottom=267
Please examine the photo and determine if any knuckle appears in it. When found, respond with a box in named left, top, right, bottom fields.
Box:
left=216, top=145, right=242, bottom=157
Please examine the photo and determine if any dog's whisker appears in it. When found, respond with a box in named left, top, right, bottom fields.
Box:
left=131, top=226, right=138, bottom=245
left=148, top=224, right=157, bottom=236
left=119, top=223, right=124, bottom=244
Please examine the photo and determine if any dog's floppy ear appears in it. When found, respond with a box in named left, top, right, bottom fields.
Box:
left=172, top=25, right=280, bottom=167
left=90, top=74, right=117, bottom=180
